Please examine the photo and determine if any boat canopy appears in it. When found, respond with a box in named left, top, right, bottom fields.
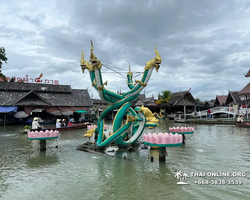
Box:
left=0, top=106, right=18, bottom=113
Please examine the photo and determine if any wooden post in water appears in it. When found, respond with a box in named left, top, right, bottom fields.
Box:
left=246, top=95, right=248, bottom=119
left=184, top=105, right=186, bottom=121
left=4, top=114, right=6, bottom=132
left=40, top=140, right=46, bottom=151
left=159, top=147, right=166, bottom=162
left=182, top=134, right=186, bottom=144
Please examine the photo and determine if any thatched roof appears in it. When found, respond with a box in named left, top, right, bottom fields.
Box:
left=169, top=91, right=197, bottom=106
left=214, top=95, right=227, bottom=106
left=0, top=82, right=93, bottom=107
left=143, top=97, right=153, bottom=103
left=92, top=99, right=109, bottom=105
left=142, top=97, right=157, bottom=106
left=245, top=70, right=250, bottom=77
left=204, top=100, right=215, bottom=107
left=133, top=95, right=158, bottom=107
left=225, top=91, right=242, bottom=105
left=131, top=94, right=146, bottom=107
left=0, top=82, right=72, bottom=93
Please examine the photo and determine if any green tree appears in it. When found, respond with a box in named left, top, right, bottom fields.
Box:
left=0, top=72, right=7, bottom=81
left=195, top=98, right=203, bottom=105
left=156, top=90, right=172, bottom=114
left=10, top=77, right=16, bottom=82
left=0, top=47, right=8, bottom=73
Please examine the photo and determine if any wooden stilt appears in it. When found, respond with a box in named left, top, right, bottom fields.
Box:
left=40, top=140, right=46, bottom=151
left=159, top=147, right=166, bottom=162
left=182, top=134, right=186, bottom=144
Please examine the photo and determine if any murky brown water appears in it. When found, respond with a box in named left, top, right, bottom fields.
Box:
left=0, top=119, right=250, bottom=200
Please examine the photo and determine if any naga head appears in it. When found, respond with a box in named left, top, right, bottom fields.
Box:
left=145, top=46, right=162, bottom=72
left=80, top=50, right=92, bottom=73
left=89, top=40, right=102, bottom=70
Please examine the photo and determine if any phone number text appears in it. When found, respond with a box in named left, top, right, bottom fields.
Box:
left=194, top=179, right=243, bottom=185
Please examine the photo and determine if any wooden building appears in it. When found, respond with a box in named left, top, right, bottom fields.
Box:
left=88, top=98, right=111, bottom=120
left=0, top=82, right=93, bottom=124
left=131, top=94, right=146, bottom=107
left=168, top=90, right=197, bottom=120
left=224, top=91, right=243, bottom=106
left=214, top=95, right=227, bottom=106
left=203, top=100, right=215, bottom=108
left=238, top=83, right=250, bottom=102
left=134, top=95, right=159, bottom=112
left=232, top=68, right=250, bottom=107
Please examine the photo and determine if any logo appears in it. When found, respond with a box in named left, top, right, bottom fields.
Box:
left=174, top=170, right=190, bottom=184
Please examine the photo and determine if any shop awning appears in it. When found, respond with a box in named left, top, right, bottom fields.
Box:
left=75, top=110, right=87, bottom=113
left=0, top=106, right=18, bottom=113
left=24, top=106, right=87, bottom=114
left=47, top=107, right=87, bottom=116
left=46, top=107, right=87, bottom=113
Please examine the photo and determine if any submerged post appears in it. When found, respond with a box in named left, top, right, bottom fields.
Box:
left=40, top=140, right=46, bottom=151
left=4, top=114, right=6, bottom=132
left=182, top=134, right=186, bottom=144
left=246, top=95, right=249, bottom=119
left=184, top=105, right=186, bottom=121
left=159, top=147, right=166, bottom=162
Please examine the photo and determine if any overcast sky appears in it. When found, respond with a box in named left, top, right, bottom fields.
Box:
left=1, top=0, right=250, bottom=101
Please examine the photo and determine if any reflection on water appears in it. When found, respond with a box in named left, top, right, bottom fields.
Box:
left=27, top=152, right=59, bottom=168
left=0, top=120, right=250, bottom=200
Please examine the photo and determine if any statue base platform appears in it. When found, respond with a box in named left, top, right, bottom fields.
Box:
left=28, top=137, right=58, bottom=140
left=144, top=141, right=182, bottom=147
left=173, top=132, right=194, bottom=135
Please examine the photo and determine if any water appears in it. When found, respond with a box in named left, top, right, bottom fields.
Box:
left=0, top=120, right=250, bottom=200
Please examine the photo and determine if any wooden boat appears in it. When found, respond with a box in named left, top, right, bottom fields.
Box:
left=19, top=130, right=30, bottom=133
left=236, top=122, right=250, bottom=128
left=19, top=122, right=92, bottom=133
left=47, top=122, right=91, bottom=131
left=174, top=119, right=186, bottom=123
left=167, top=114, right=175, bottom=120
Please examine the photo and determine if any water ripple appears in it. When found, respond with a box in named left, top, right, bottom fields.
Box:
left=0, top=122, right=250, bottom=199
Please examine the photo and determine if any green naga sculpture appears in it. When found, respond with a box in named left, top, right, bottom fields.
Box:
left=81, top=41, right=162, bottom=149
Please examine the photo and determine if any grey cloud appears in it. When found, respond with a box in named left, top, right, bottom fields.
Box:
left=1, top=0, right=250, bottom=101
left=20, top=13, right=46, bottom=27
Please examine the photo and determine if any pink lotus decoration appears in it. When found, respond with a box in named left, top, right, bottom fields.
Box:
left=169, top=126, right=194, bottom=133
left=87, top=125, right=97, bottom=130
left=28, top=130, right=59, bottom=139
left=143, top=133, right=182, bottom=144
left=44, top=130, right=49, bottom=137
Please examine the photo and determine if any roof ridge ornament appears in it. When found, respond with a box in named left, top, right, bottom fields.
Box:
left=127, top=62, right=133, bottom=76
